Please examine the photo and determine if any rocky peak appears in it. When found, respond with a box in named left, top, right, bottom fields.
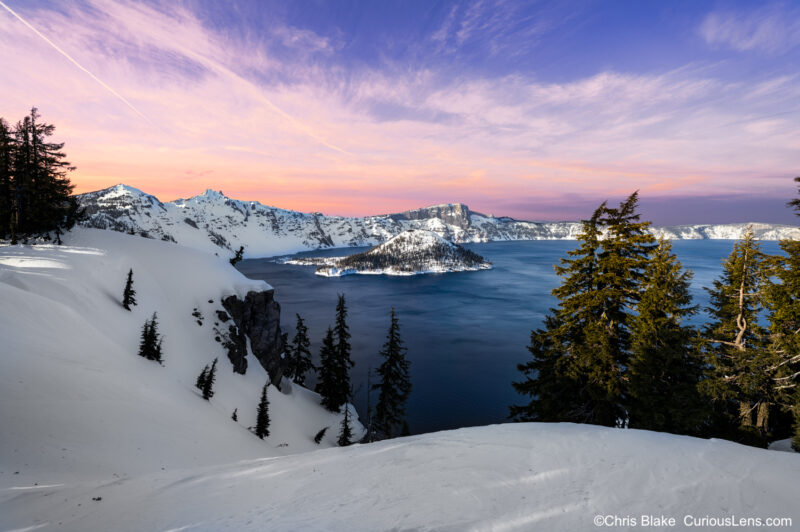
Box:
left=388, top=203, right=473, bottom=229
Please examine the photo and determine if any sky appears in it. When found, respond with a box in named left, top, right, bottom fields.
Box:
left=0, top=0, right=798, bottom=224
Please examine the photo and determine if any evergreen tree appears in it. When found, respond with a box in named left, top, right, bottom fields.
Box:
left=627, top=239, right=705, bottom=435
left=511, top=193, right=656, bottom=426
left=289, top=314, right=315, bottom=385
left=314, top=427, right=328, bottom=444
left=229, top=246, right=244, bottom=266
left=315, top=327, right=340, bottom=411
left=338, top=404, right=353, bottom=446
left=702, top=229, right=770, bottom=443
left=231, top=408, right=238, bottom=422
left=137, top=312, right=163, bottom=363
left=202, top=358, right=218, bottom=400
left=122, top=269, right=137, bottom=311
left=6, top=108, right=80, bottom=241
left=794, top=391, right=800, bottom=451
left=759, top=180, right=800, bottom=448
left=195, top=364, right=209, bottom=390
left=511, top=206, right=605, bottom=422
left=372, top=308, right=412, bottom=439
left=333, top=294, right=355, bottom=408
left=255, top=383, right=270, bottom=439
left=0, top=118, right=13, bottom=240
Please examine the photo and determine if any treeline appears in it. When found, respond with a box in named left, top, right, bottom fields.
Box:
left=334, top=242, right=487, bottom=272
left=0, top=108, right=82, bottom=243
left=511, top=186, right=800, bottom=450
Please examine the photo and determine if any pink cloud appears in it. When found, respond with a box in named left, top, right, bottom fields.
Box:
left=0, top=0, right=797, bottom=221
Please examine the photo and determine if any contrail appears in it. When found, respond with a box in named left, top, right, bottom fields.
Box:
left=0, top=0, right=153, bottom=124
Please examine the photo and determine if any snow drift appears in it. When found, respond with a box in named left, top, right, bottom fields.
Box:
left=2, top=423, right=798, bottom=531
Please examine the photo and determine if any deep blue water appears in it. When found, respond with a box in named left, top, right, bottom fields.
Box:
left=237, top=240, right=780, bottom=435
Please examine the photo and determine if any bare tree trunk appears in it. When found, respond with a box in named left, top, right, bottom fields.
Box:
left=740, top=401, right=753, bottom=427
left=756, top=402, right=769, bottom=435
left=733, top=247, right=748, bottom=351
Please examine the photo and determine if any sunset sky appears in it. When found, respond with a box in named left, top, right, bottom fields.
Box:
left=1, top=0, right=799, bottom=223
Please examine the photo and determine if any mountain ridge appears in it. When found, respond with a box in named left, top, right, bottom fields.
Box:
left=76, top=184, right=800, bottom=258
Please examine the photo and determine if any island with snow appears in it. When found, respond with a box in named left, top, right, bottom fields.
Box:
left=287, top=229, right=493, bottom=276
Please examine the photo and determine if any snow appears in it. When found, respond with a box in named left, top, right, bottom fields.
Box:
left=2, top=423, right=799, bottom=531
left=0, top=228, right=361, bottom=487
left=2, top=227, right=799, bottom=531
left=768, top=438, right=796, bottom=453
left=77, top=185, right=800, bottom=260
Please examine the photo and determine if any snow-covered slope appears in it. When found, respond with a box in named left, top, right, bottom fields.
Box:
left=289, top=229, right=493, bottom=276
left=77, top=185, right=800, bottom=258
left=0, top=229, right=361, bottom=485
left=3, top=423, right=798, bottom=531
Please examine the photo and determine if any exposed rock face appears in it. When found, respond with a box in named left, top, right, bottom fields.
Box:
left=388, top=203, right=473, bottom=229
left=220, top=290, right=286, bottom=386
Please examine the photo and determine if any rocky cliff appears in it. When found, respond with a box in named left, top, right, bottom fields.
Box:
left=217, top=290, right=286, bottom=387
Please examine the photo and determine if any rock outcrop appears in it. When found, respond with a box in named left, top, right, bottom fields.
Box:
left=219, top=290, right=286, bottom=386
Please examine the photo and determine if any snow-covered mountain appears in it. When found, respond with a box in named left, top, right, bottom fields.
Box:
left=288, top=229, right=493, bottom=276
left=4, top=423, right=799, bottom=531
left=77, top=184, right=800, bottom=258
left=0, top=228, right=362, bottom=484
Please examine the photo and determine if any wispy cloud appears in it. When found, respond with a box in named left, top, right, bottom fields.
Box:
left=0, top=0, right=797, bottom=222
left=699, top=3, right=800, bottom=53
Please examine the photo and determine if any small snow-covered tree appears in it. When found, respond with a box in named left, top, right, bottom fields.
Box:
left=314, top=427, right=328, bottom=444
left=373, top=308, right=411, bottom=439
left=195, top=364, right=209, bottom=390
left=338, top=405, right=353, bottom=447
left=229, top=246, right=244, bottom=266
left=137, top=313, right=163, bottom=363
left=255, top=383, right=270, bottom=439
left=122, top=269, right=136, bottom=310
left=289, top=314, right=315, bottom=385
left=315, top=327, right=339, bottom=411
left=202, top=358, right=218, bottom=400
left=231, top=408, right=238, bottom=422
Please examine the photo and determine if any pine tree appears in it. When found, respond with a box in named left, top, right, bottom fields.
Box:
left=511, top=193, right=656, bottom=426
left=627, top=239, right=705, bottom=435
left=702, top=229, right=770, bottom=443
left=229, top=246, right=244, bottom=266
left=231, top=408, right=238, bottom=422
left=202, top=358, right=218, bottom=400
left=289, top=314, right=315, bottom=385
left=0, top=118, right=13, bottom=241
left=511, top=205, right=606, bottom=422
left=7, top=108, right=80, bottom=240
left=195, top=364, right=209, bottom=390
left=255, top=383, right=270, bottom=439
left=122, top=269, right=137, bottom=311
left=372, top=308, right=411, bottom=439
left=315, top=296, right=355, bottom=412
left=761, top=180, right=800, bottom=449
left=315, top=327, right=340, bottom=411
left=137, top=312, right=163, bottom=363
left=338, top=404, right=353, bottom=446
left=333, top=294, right=355, bottom=408
left=794, top=391, right=800, bottom=451
left=153, top=336, right=163, bottom=364
left=314, top=427, right=328, bottom=444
